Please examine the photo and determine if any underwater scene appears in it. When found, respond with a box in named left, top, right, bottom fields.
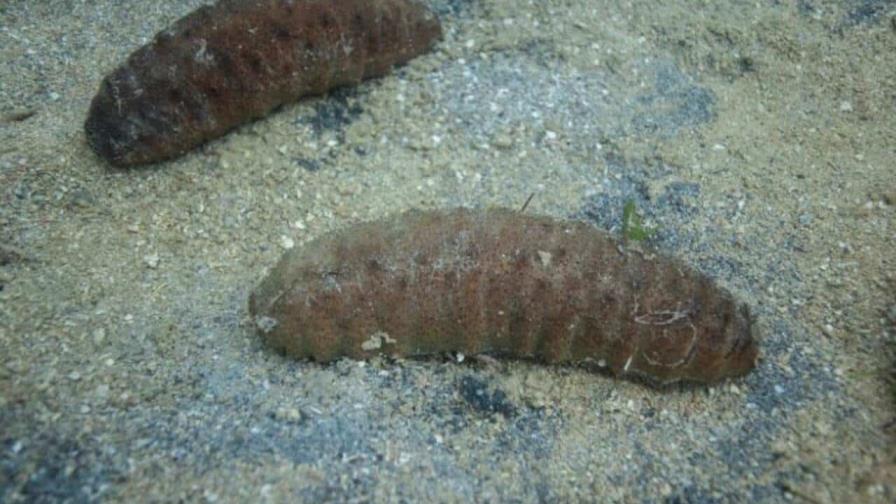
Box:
left=1, top=0, right=894, bottom=501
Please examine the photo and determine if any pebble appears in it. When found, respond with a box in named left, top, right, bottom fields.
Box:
left=2, top=108, right=36, bottom=123
left=143, top=253, right=160, bottom=269
left=67, top=189, right=95, bottom=209
left=93, top=327, right=106, bottom=345
left=275, top=407, right=303, bottom=422
left=95, top=384, right=110, bottom=400
left=492, top=134, right=513, bottom=149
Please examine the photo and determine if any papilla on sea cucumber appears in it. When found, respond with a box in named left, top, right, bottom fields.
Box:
left=249, top=208, right=759, bottom=387
left=84, top=0, right=442, bottom=167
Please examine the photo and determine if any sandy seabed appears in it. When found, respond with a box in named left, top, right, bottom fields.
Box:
left=1, top=0, right=894, bottom=502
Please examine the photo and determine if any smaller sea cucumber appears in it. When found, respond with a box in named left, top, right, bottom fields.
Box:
left=249, top=208, right=759, bottom=386
left=85, top=0, right=442, bottom=166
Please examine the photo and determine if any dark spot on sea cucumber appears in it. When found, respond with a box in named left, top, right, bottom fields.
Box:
left=248, top=55, right=263, bottom=73
left=271, top=25, right=292, bottom=40
left=352, top=13, right=365, bottom=30
left=320, top=13, right=334, bottom=29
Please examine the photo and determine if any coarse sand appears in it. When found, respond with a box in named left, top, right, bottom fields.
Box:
left=1, top=0, right=894, bottom=501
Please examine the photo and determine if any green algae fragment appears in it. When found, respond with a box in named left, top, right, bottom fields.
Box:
left=622, top=200, right=656, bottom=242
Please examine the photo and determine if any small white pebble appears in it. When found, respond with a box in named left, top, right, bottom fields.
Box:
left=92, top=328, right=106, bottom=345
left=95, top=384, right=110, bottom=399
left=143, top=253, right=159, bottom=269
left=280, top=235, right=295, bottom=249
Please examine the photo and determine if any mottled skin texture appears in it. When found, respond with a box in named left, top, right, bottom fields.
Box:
left=249, top=209, right=759, bottom=386
left=84, top=0, right=442, bottom=166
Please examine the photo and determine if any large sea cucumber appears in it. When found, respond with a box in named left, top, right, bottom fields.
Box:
left=249, top=208, right=759, bottom=386
left=84, top=0, right=442, bottom=167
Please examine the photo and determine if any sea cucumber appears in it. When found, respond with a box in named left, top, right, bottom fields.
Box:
left=84, top=0, right=442, bottom=167
left=249, top=208, right=759, bottom=386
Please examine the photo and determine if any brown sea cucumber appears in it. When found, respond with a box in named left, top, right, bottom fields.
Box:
left=249, top=208, right=759, bottom=386
left=85, top=0, right=442, bottom=166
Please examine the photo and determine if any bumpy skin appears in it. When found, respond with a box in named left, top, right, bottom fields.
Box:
left=249, top=209, right=759, bottom=386
left=84, top=0, right=442, bottom=166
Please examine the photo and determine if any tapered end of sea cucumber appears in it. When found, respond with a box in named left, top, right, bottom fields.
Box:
left=84, top=84, right=121, bottom=163
left=714, top=301, right=760, bottom=382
